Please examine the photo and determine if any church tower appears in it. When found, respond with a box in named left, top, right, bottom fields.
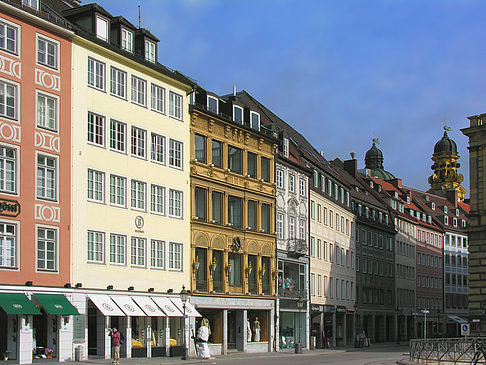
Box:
left=364, top=138, right=396, bottom=180
left=427, top=125, right=466, bottom=202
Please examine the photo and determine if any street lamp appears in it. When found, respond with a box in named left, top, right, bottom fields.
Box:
left=295, top=296, right=304, bottom=354
left=180, top=285, right=189, bottom=360
left=421, top=309, right=429, bottom=340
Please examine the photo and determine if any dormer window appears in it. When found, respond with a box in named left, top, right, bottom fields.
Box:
left=453, top=218, right=457, bottom=227
left=431, top=202, right=435, bottom=210
left=365, top=206, right=369, bottom=218
left=428, top=216, right=432, bottom=224
left=421, top=213, right=426, bottom=221
left=121, top=28, right=133, bottom=52
left=233, top=105, right=243, bottom=124
left=96, top=16, right=109, bottom=41
left=444, top=216, right=449, bottom=225
left=461, top=220, right=466, bottom=228
left=207, top=96, right=218, bottom=114
left=283, top=138, right=289, bottom=158
left=416, top=211, right=420, bottom=219
left=385, top=214, right=389, bottom=224
left=394, top=191, right=398, bottom=198
left=406, top=196, right=410, bottom=204
left=22, top=0, right=38, bottom=9
left=313, top=170, right=318, bottom=188
left=444, top=206, right=448, bottom=214
left=370, top=181, right=374, bottom=188
left=145, top=40, right=156, bottom=63
left=455, top=209, right=459, bottom=217
left=379, top=211, right=383, bottom=222
left=410, top=209, right=414, bottom=217
left=250, top=111, right=260, bottom=130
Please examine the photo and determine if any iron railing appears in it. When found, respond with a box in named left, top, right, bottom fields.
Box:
left=410, top=337, right=486, bottom=364
left=278, top=287, right=307, bottom=299
left=287, top=238, right=308, bottom=257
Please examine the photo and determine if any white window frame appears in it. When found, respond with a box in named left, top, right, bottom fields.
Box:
left=109, top=174, right=126, bottom=208
left=109, top=233, right=126, bottom=265
left=36, top=225, right=58, bottom=272
left=0, top=145, right=17, bottom=194
left=36, top=91, right=58, bottom=132
left=233, top=105, right=243, bottom=124
left=289, top=174, right=295, bottom=193
left=130, top=236, right=146, bottom=267
left=131, top=126, right=146, bottom=159
left=150, top=184, right=165, bottom=215
left=150, top=239, right=165, bottom=269
left=145, top=39, right=156, bottom=62
left=168, top=188, right=183, bottom=218
left=96, top=15, right=109, bottom=41
left=0, top=19, right=19, bottom=55
left=168, top=241, right=182, bottom=271
left=250, top=111, right=260, bottom=130
left=0, top=78, right=18, bottom=120
left=131, top=75, right=147, bottom=107
left=283, top=138, right=289, bottom=158
left=87, top=111, right=105, bottom=147
left=151, top=132, right=165, bottom=164
left=276, top=212, right=284, bottom=239
left=36, top=153, right=57, bottom=201
left=276, top=169, right=284, bottom=189
left=110, top=66, right=127, bottom=99
left=109, top=119, right=127, bottom=153
left=169, top=90, right=183, bottom=120
left=169, top=138, right=183, bottom=169
left=87, top=169, right=105, bottom=203
left=299, top=178, right=306, bottom=197
left=87, top=57, right=105, bottom=91
left=121, top=28, right=133, bottom=52
left=150, top=83, right=165, bottom=114
left=207, top=95, right=218, bottom=114
left=87, top=229, right=105, bottom=264
left=130, top=179, right=146, bottom=211
left=36, top=34, right=58, bottom=70
left=0, top=221, right=17, bottom=269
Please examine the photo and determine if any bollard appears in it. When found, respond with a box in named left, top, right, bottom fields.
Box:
left=294, top=343, right=302, bottom=354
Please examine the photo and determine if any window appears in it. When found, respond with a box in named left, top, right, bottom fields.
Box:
left=194, top=187, right=207, bottom=221
left=310, top=237, right=315, bottom=256
left=194, top=134, right=206, bottom=163
left=233, top=105, right=243, bottom=123
left=151, top=239, right=165, bottom=269
left=0, top=146, right=16, bottom=193
left=168, top=189, right=183, bottom=218
left=273, top=169, right=283, bottom=189
left=310, top=273, right=315, bottom=296
left=87, top=57, right=105, bottom=91
left=289, top=216, right=295, bottom=239
left=110, top=119, right=126, bottom=153
left=228, top=253, right=242, bottom=286
left=289, top=174, right=295, bottom=193
left=109, top=234, right=126, bottom=265
left=131, top=126, right=146, bottom=158
left=324, top=207, right=328, bottom=225
left=208, top=96, right=218, bottom=114
left=131, top=75, right=146, bottom=106
left=87, top=230, right=104, bottom=263
left=96, top=16, right=108, bottom=41
left=228, top=146, right=242, bottom=174
left=261, top=157, right=270, bottom=182
left=0, top=80, right=17, bottom=120
left=211, top=140, right=222, bottom=168
left=37, top=227, right=56, bottom=271
left=151, top=83, right=165, bottom=113
left=0, top=223, right=16, bottom=268
left=310, top=201, right=315, bottom=220
left=283, top=138, right=289, bottom=158
left=145, top=40, right=156, bottom=62
left=299, top=178, right=306, bottom=197
left=212, top=191, right=223, bottom=224
left=228, top=196, right=243, bottom=229
left=109, top=175, right=126, bottom=207
left=168, top=242, right=182, bottom=270
left=37, top=36, right=57, bottom=69
left=169, top=91, right=183, bottom=120
left=130, top=180, right=146, bottom=211
left=0, top=20, right=18, bottom=54
left=313, top=170, right=318, bottom=187
left=329, top=210, right=333, bottom=228
left=121, top=28, right=133, bottom=52
left=169, top=139, right=183, bottom=169
left=317, top=239, right=321, bottom=259
left=150, top=184, right=165, bottom=214
left=151, top=133, right=165, bottom=163
left=318, top=275, right=322, bottom=296
left=37, top=154, right=56, bottom=200
left=250, top=111, right=260, bottom=130
left=131, top=237, right=146, bottom=267
left=247, top=152, right=256, bottom=178
left=261, top=204, right=270, bottom=233
left=87, top=169, right=105, bottom=203
left=277, top=213, right=284, bottom=239
left=87, top=112, right=105, bottom=146
left=299, top=219, right=306, bottom=239
left=110, top=67, right=127, bottom=98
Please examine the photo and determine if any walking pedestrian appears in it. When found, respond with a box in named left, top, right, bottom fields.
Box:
left=109, top=328, right=121, bottom=365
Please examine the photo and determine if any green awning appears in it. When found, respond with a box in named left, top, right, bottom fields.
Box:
left=33, top=294, right=79, bottom=315
left=0, top=293, right=41, bottom=315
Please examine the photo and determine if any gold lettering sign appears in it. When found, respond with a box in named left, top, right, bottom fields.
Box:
left=0, top=199, right=20, bottom=217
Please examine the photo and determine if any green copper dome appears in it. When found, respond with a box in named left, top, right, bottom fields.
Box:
left=365, top=141, right=396, bottom=181
left=434, top=131, right=458, bottom=155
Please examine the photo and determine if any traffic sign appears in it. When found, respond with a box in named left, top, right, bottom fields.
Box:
left=461, top=323, right=470, bottom=336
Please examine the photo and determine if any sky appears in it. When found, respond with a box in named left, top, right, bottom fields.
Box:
left=94, top=0, right=485, bottom=196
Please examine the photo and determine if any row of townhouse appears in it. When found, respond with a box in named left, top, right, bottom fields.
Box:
left=0, top=0, right=472, bottom=363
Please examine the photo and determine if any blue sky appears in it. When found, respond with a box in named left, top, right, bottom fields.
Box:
left=95, top=0, right=484, bottom=196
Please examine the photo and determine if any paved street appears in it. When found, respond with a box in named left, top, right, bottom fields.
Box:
left=80, top=344, right=410, bottom=365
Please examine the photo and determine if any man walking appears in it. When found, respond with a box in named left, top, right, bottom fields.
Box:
left=109, top=328, right=121, bottom=365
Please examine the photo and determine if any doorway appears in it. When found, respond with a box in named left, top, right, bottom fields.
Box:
left=227, top=310, right=236, bottom=350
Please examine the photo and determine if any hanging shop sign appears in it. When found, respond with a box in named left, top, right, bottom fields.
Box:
left=324, top=305, right=336, bottom=313
left=311, top=305, right=323, bottom=312
left=336, top=306, right=347, bottom=313
left=0, top=199, right=20, bottom=217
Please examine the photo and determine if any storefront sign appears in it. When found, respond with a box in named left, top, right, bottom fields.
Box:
left=336, top=306, right=347, bottom=313
left=324, top=305, right=335, bottom=313
left=0, top=199, right=20, bottom=217
left=311, top=305, right=323, bottom=312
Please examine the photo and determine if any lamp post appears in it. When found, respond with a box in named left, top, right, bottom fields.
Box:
left=180, top=286, right=189, bottom=360
left=421, top=309, right=429, bottom=340
left=295, top=296, right=304, bottom=354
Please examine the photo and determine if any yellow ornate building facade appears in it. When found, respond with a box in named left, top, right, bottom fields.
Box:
left=189, top=88, right=278, bottom=354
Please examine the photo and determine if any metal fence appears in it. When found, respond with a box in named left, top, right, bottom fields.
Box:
left=410, top=337, right=486, bottom=364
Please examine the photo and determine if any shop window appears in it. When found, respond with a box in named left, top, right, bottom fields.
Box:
left=211, top=191, right=223, bottom=224
left=228, top=145, right=242, bottom=174
left=195, top=247, right=207, bottom=292
left=228, top=253, right=242, bottom=287
left=247, top=152, right=257, bottom=178
left=194, top=134, right=206, bottom=163
left=212, top=250, right=223, bottom=292
left=211, top=140, right=222, bottom=168
left=248, top=254, right=257, bottom=294
left=194, top=187, right=207, bottom=222
left=247, top=200, right=257, bottom=231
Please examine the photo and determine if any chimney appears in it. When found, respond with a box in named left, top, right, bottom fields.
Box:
left=344, top=159, right=357, bottom=178
left=390, top=178, right=402, bottom=189
left=446, top=190, right=458, bottom=207
left=233, top=85, right=237, bottom=96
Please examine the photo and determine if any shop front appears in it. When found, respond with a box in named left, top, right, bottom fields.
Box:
left=278, top=299, right=307, bottom=350
left=323, top=305, right=336, bottom=347
left=310, top=305, right=324, bottom=348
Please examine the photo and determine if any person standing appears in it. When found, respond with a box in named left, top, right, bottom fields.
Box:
left=109, top=328, right=121, bottom=365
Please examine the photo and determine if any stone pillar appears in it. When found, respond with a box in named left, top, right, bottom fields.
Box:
left=404, top=316, right=408, bottom=341
left=343, top=313, right=347, bottom=347
left=18, top=315, right=33, bottom=365
left=320, top=312, right=324, bottom=348
left=394, top=313, right=399, bottom=343
left=124, top=316, right=132, bottom=359
left=332, top=312, right=337, bottom=347
left=164, top=317, right=170, bottom=357
left=242, top=310, right=248, bottom=352
left=370, top=314, right=376, bottom=344
left=269, top=307, right=275, bottom=352
left=236, top=310, right=244, bottom=351
left=223, top=310, right=228, bottom=355
left=57, top=315, right=73, bottom=362
left=275, top=300, right=280, bottom=352
left=383, top=315, right=387, bottom=342
left=146, top=317, right=152, bottom=358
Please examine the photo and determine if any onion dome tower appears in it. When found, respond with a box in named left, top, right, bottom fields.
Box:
left=427, top=124, right=466, bottom=201
left=365, top=137, right=396, bottom=180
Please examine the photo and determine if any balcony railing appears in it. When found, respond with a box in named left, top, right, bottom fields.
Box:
left=278, top=287, right=307, bottom=299
left=287, top=238, right=308, bottom=258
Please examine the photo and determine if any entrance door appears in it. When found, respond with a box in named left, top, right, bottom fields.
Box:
left=0, top=310, right=6, bottom=356
left=227, top=310, right=236, bottom=349
left=87, top=306, right=97, bottom=355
